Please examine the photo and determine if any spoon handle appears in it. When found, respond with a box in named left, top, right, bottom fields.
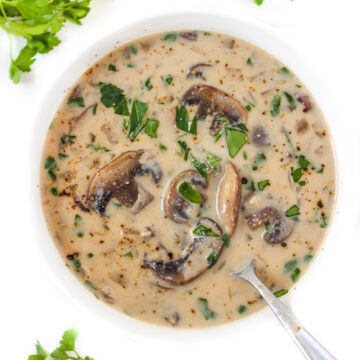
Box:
left=233, top=261, right=336, bottom=360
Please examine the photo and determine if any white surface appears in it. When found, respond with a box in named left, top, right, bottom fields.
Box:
left=0, top=0, right=359, bottom=359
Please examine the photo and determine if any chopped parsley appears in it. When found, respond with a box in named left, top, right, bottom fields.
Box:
left=225, top=127, right=247, bottom=158
left=68, top=96, right=85, bottom=107
left=130, top=45, right=138, bottom=55
left=191, top=155, right=208, bottom=178
left=77, top=231, right=84, bottom=238
left=143, top=77, right=153, bottom=91
left=270, top=94, right=281, bottom=117
left=163, top=32, right=177, bottom=42
left=61, top=134, right=76, bottom=145
left=320, top=213, right=328, bottom=228
left=193, top=225, right=219, bottom=237
left=57, top=152, right=68, bottom=159
left=175, top=105, right=198, bottom=135
left=99, top=82, right=129, bottom=115
left=178, top=140, right=191, bottom=161
left=207, top=251, right=218, bottom=268
left=144, top=118, right=160, bottom=138
left=304, top=254, right=313, bottom=263
left=206, top=152, right=221, bottom=171
left=291, top=167, right=303, bottom=183
left=92, top=103, right=98, bottom=115
left=128, top=99, right=148, bottom=141
left=178, top=181, right=202, bottom=204
left=197, top=298, right=217, bottom=320
left=88, top=144, right=110, bottom=152
left=284, top=91, right=296, bottom=110
left=50, top=187, right=58, bottom=196
left=221, top=233, right=230, bottom=247
left=278, top=66, right=290, bottom=75
left=237, top=305, right=247, bottom=314
left=246, top=57, right=253, bottom=66
left=70, top=258, right=81, bottom=273
left=87, top=253, right=94, bottom=259
left=113, top=200, right=122, bottom=208
left=44, top=156, right=59, bottom=181
left=252, top=151, right=266, bottom=170
left=298, top=154, right=310, bottom=169
left=285, top=204, right=300, bottom=217
left=284, top=258, right=298, bottom=272
left=273, top=289, right=288, bottom=298
left=161, top=74, right=173, bottom=85
left=159, top=143, right=168, bottom=151
left=291, top=268, right=301, bottom=282
left=123, top=251, right=133, bottom=258
left=257, top=179, right=270, bottom=191
left=108, top=64, right=117, bottom=72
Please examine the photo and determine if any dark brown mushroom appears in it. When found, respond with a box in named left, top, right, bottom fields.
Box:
left=296, top=95, right=312, bottom=113
left=182, top=84, right=247, bottom=135
left=216, top=162, right=241, bottom=236
left=242, top=193, right=295, bottom=244
left=163, top=170, right=207, bottom=223
left=252, top=125, right=271, bottom=147
left=186, top=63, right=212, bottom=81
left=178, top=32, right=197, bottom=41
left=87, top=150, right=162, bottom=216
left=141, top=218, right=224, bottom=285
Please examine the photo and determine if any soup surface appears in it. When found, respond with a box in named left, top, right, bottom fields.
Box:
left=40, top=31, right=335, bottom=328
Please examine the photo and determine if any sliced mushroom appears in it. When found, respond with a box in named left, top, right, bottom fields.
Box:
left=141, top=218, right=223, bottom=285
left=296, top=94, right=312, bottom=113
left=182, top=84, right=247, bottom=135
left=242, top=193, right=295, bottom=244
left=216, top=162, right=241, bottom=236
left=87, top=150, right=161, bottom=216
left=178, top=32, right=198, bottom=41
left=186, top=63, right=212, bottom=81
left=163, top=170, right=207, bottom=223
left=252, top=125, right=271, bottom=147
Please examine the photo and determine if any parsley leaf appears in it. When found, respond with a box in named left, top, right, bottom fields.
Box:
left=68, top=96, right=85, bottom=107
left=273, top=289, right=288, bottom=298
left=191, top=155, right=208, bottom=178
left=128, top=99, right=148, bottom=141
left=207, top=251, right=218, bottom=268
left=225, top=127, right=247, bottom=158
left=178, top=140, right=191, bottom=160
left=161, top=74, right=173, bottom=85
left=270, top=95, right=282, bottom=117
left=144, top=118, right=159, bottom=138
left=175, top=105, right=198, bottom=135
left=284, top=91, right=296, bottom=110
left=178, top=181, right=202, bottom=204
left=163, top=32, right=177, bottom=41
left=285, top=204, right=300, bottom=217
left=257, top=179, right=270, bottom=191
left=206, top=152, right=221, bottom=171
left=197, top=298, right=217, bottom=320
left=99, top=82, right=129, bottom=115
left=193, top=225, right=220, bottom=237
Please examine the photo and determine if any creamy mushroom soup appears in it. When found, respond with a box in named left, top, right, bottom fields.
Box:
left=40, top=31, right=336, bottom=328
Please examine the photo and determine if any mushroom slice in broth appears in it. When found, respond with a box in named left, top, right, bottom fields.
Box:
left=87, top=150, right=161, bottom=215
left=141, top=218, right=224, bottom=285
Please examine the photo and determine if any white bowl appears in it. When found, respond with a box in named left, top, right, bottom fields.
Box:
left=31, top=9, right=359, bottom=351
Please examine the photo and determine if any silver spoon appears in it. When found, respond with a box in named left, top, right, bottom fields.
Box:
left=230, top=259, right=336, bottom=360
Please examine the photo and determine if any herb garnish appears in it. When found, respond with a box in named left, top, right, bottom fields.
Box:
left=178, top=181, right=202, bottom=204
left=284, top=258, right=298, bottom=272
left=130, top=45, right=138, bottom=55
left=58, top=152, right=68, bottom=159
left=291, top=167, right=303, bottom=183
left=68, top=96, right=85, bottom=107
left=159, top=143, right=167, bottom=151
left=175, top=105, right=199, bottom=135
left=278, top=67, right=290, bottom=75
left=257, top=179, right=270, bottom=191
left=143, top=77, right=153, bottom=91
left=178, top=140, right=191, bottom=160
left=123, top=251, right=133, bottom=258
left=4, top=1, right=91, bottom=84
left=237, top=305, right=247, bottom=314
left=161, top=74, right=173, bottom=85
left=92, top=103, right=98, bottom=115
left=50, top=187, right=58, bottom=196
left=246, top=57, right=253, bottom=66
left=128, top=99, right=148, bottom=141
left=221, top=233, right=230, bottom=247
left=206, top=152, right=221, bottom=171
left=304, top=254, right=313, bottom=263
left=163, top=32, right=177, bottom=41
left=252, top=151, right=266, bottom=170
left=291, top=268, right=301, bottom=282
left=284, top=91, right=296, bottom=110
left=88, top=144, right=110, bottom=152
left=27, top=328, right=94, bottom=360
left=270, top=94, right=281, bottom=117
left=320, top=213, right=328, bottom=228
left=193, top=225, right=219, bottom=237
left=61, top=134, right=76, bottom=145
left=207, top=251, right=218, bottom=268
left=144, top=118, right=159, bottom=138
left=225, top=127, right=247, bottom=158
left=273, top=289, right=288, bottom=298
left=285, top=205, right=300, bottom=217
left=108, top=64, right=117, bottom=72
left=191, top=155, right=208, bottom=178
left=197, top=298, right=217, bottom=320
left=99, top=82, right=129, bottom=115
left=44, top=156, right=58, bottom=181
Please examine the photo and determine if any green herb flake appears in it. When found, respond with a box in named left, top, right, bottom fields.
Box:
left=193, top=225, right=219, bottom=237
left=123, top=251, right=133, bottom=258
left=284, top=91, right=296, bottom=110
left=179, top=181, right=202, bottom=204
left=304, top=254, right=313, bottom=263
left=77, top=231, right=84, bottom=238
left=191, top=155, right=208, bottom=178
left=298, top=155, right=310, bottom=169
left=50, top=187, right=58, bottom=196
left=178, top=140, right=191, bottom=160
left=285, top=204, right=300, bottom=218
left=197, top=298, right=217, bottom=320
left=68, top=96, right=85, bottom=107
left=175, top=105, right=198, bottom=135
left=257, top=179, right=270, bottom=191
left=84, top=280, right=99, bottom=299
left=213, top=129, right=223, bottom=143
left=88, top=144, right=110, bottom=152
left=291, top=268, right=301, bottom=282
left=221, top=233, right=230, bottom=247
left=128, top=99, right=148, bottom=141
left=299, top=180, right=306, bottom=186
left=270, top=94, right=282, bottom=117
left=320, top=213, right=328, bottom=228
left=246, top=57, right=253, bottom=66
left=144, top=77, right=153, bottom=91
left=243, top=151, right=248, bottom=160
left=273, top=289, right=288, bottom=298
left=71, top=258, right=81, bottom=273
left=225, top=127, right=247, bottom=158
left=161, top=74, right=173, bottom=85
left=108, top=64, right=117, bottom=72
left=87, top=252, right=94, bottom=259
left=245, top=104, right=252, bottom=112
left=44, top=156, right=59, bottom=181
left=252, top=151, right=266, bottom=171
left=99, top=82, right=129, bottom=115
left=291, top=167, right=303, bottom=183
left=74, top=214, right=82, bottom=225
left=237, top=305, right=247, bottom=314
left=113, top=200, right=122, bottom=208
left=127, top=63, right=136, bottom=68
left=159, top=143, right=168, bottom=151
left=296, top=84, right=303, bottom=88
left=61, top=134, right=76, bottom=145
left=278, top=67, right=290, bottom=75
left=207, top=251, right=218, bottom=268
left=57, top=152, right=69, bottom=159
left=206, top=152, right=221, bottom=171
left=144, top=118, right=160, bottom=138
left=284, top=258, right=298, bottom=272
left=130, top=45, right=138, bottom=55
left=163, top=32, right=177, bottom=42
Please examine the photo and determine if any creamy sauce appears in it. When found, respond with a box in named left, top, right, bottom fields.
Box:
left=40, top=31, right=336, bottom=328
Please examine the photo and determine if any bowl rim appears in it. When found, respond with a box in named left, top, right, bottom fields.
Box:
left=30, top=8, right=351, bottom=347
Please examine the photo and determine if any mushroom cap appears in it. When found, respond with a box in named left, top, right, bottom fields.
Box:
left=87, top=150, right=161, bottom=215
left=216, top=162, right=241, bottom=236
left=252, top=125, right=271, bottom=147
left=182, top=84, right=247, bottom=134
left=163, top=170, right=207, bottom=223
left=141, top=217, right=224, bottom=285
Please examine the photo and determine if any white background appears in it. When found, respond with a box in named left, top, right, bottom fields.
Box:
left=0, top=0, right=359, bottom=359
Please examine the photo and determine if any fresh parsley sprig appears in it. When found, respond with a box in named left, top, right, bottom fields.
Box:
left=0, top=0, right=91, bottom=83
left=28, top=328, right=94, bottom=360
